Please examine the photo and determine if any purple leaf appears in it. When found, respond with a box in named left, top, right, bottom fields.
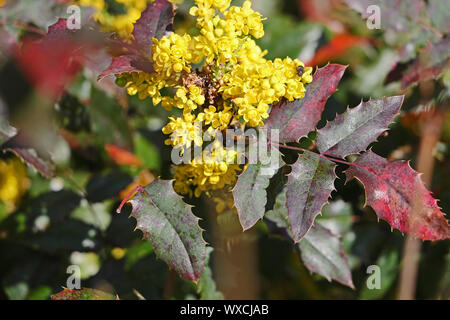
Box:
left=98, top=55, right=154, bottom=80
left=286, top=150, right=336, bottom=242
left=264, top=64, right=346, bottom=143
left=316, top=96, right=404, bottom=158
left=233, top=149, right=285, bottom=231
left=299, top=224, right=354, bottom=289
left=127, top=180, right=206, bottom=282
left=132, top=0, right=174, bottom=53
left=265, top=190, right=354, bottom=288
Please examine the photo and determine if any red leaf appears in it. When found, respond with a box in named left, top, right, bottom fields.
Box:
left=15, top=18, right=103, bottom=99
left=99, top=0, right=174, bottom=80
left=105, top=144, right=143, bottom=166
left=264, top=64, right=346, bottom=143
left=98, top=56, right=148, bottom=80
left=306, top=34, right=368, bottom=67
left=16, top=21, right=82, bottom=99
left=132, top=0, right=174, bottom=53
left=346, top=150, right=450, bottom=241
left=298, top=0, right=344, bottom=32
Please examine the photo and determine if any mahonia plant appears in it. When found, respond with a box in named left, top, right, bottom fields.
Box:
left=90, top=0, right=450, bottom=286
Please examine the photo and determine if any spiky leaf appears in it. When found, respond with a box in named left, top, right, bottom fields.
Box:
left=233, top=150, right=284, bottom=231
left=264, top=64, right=346, bottom=143
left=128, top=180, right=206, bottom=281
left=298, top=224, right=354, bottom=288
left=346, top=150, right=450, bottom=241
left=51, top=288, right=117, bottom=300
left=265, top=190, right=354, bottom=288
left=316, top=96, right=403, bottom=158
left=286, top=150, right=336, bottom=242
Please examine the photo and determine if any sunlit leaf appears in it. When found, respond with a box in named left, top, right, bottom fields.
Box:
left=346, top=150, right=450, bottom=241
left=316, top=96, right=403, bottom=158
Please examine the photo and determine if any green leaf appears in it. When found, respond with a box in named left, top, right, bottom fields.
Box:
left=286, top=150, right=336, bottom=242
left=233, top=149, right=284, bottom=231
left=134, top=134, right=161, bottom=171
left=257, top=16, right=323, bottom=60
left=359, top=248, right=399, bottom=300
left=51, top=288, right=117, bottom=300
left=318, top=199, right=354, bottom=236
left=127, top=180, right=206, bottom=282
left=316, top=96, right=404, bottom=158
left=298, top=224, right=354, bottom=289
left=265, top=190, right=354, bottom=288
left=197, top=247, right=224, bottom=300
left=427, top=0, right=450, bottom=33
left=87, top=88, right=133, bottom=149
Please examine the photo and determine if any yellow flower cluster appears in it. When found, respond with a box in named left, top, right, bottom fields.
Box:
left=173, top=146, right=241, bottom=197
left=162, top=113, right=203, bottom=150
left=221, top=49, right=313, bottom=126
left=114, top=0, right=313, bottom=197
left=0, top=158, right=30, bottom=212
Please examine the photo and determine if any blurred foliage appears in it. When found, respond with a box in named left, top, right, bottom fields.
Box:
left=0, top=0, right=448, bottom=300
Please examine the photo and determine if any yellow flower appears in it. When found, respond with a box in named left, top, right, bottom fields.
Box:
left=173, top=146, right=241, bottom=197
left=114, top=0, right=313, bottom=197
left=111, top=247, right=127, bottom=260
left=0, top=158, right=30, bottom=212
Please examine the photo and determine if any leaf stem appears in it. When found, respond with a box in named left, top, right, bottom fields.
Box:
left=270, top=142, right=357, bottom=167
left=116, top=185, right=146, bottom=213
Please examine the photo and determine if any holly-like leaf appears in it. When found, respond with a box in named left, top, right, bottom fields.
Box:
left=265, top=190, right=354, bottom=288
left=264, top=64, right=346, bottom=143
left=298, top=223, right=354, bottom=288
left=346, top=150, right=450, bottom=241
left=233, top=150, right=284, bottom=231
left=286, top=150, right=336, bottom=242
left=126, top=180, right=206, bottom=282
left=51, top=288, right=117, bottom=300
left=99, top=0, right=174, bottom=80
left=132, top=0, right=174, bottom=53
left=316, top=96, right=403, bottom=158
